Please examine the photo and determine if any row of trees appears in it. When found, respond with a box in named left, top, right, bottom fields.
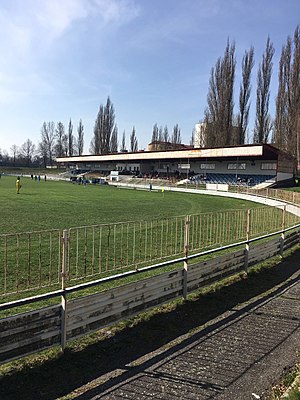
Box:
left=40, top=119, right=84, bottom=165
left=0, top=102, right=143, bottom=167
left=90, top=97, right=183, bottom=155
left=0, top=119, right=84, bottom=168
left=90, top=97, right=139, bottom=155
left=203, top=37, right=274, bottom=147
left=151, top=123, right=182, bottom=147
left=202, top=25, right=300, bottom=165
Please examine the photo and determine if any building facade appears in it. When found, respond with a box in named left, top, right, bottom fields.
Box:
left=56, top=144, right=296, bottom=184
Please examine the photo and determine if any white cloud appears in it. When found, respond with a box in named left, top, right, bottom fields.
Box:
left=92, top=0, right=140, bottom=25
left=0, top=0, right=140, bottom=60
left=0, top=0, right=140, bottom=105
left=33, top=0, right=90, bottom=42
left=7, top=0, right=140, bottom=46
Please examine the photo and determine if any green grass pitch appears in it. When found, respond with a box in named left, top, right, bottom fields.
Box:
left=0, top=175, right=260, bottom=234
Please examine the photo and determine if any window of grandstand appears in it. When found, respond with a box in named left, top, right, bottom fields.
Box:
left=261, top=163, right=277, bottom=170
left=200, top=163, right=215, bottom=169
left=227, top=163, right=246, bottom=170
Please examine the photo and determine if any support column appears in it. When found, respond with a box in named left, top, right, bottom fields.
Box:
left=61, top=229, right=68, bottom=351
left=183, top=216, right=190, bottom=300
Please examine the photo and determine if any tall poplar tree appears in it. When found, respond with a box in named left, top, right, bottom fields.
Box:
left=163, top=126, right=169, bottom=143
left=120, top=131, right=126, bottom=152
left=75, top=119, right=84, bottom=156
left=171, top=124, right=181, bottom=148
left=151, top=123, right=159, bottom=142
left=130, top=126, right=138, bottom=152
left=204, top=40, right=236, bottom=146
left=55, top=121, right=65, bottom=157
left=68, top=118, right=74, bottom=156
left=40, top=121, right=55, bottom=165
left=273, top=26, right=300, bottom=163
left=90, top=97, right=116, bottom=155
left=237, top=46, right=254, bottom=144
left=110, top=126, right=118, bottom=153
left=253, top=37, right=275, bottom=143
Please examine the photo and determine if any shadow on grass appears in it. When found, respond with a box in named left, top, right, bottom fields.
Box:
left=0, top=249, right=300, bottom=400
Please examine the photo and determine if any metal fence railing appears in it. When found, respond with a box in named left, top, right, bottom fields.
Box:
left=236, top=186, right=300, bottom=205
left=1, top=218, right=300, bottom=365
left=0, top=229, right=62, bottom=296
left=67, top=216, right=186, bottom=282
left=2, top=185, right=300, bottom=364
left=1, top=200, right=300, bottom=299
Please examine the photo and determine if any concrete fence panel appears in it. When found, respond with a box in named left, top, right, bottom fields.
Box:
left=0, top=304, right=60, bottom=363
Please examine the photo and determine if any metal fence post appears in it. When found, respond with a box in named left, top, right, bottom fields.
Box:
left=244, top=209, right=251, bottom=272
left=280, top=205, right=286, bottom=257
left=61, top=229, right=68, bottom=352
left=183, top=215, right=190, bottom=300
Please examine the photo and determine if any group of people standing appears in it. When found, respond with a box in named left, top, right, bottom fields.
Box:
left=30, top=174, right=46, bottom=182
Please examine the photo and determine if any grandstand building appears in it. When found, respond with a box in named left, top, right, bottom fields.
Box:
left=56, top=143, right=295, bottom=186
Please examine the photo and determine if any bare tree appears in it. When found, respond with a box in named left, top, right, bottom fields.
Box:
left=274, top=26, right=300, bottom=165
left=40, top=121, right=55, bottom=165
left=237, top=46, right=254, bottom=144
left=253, top=37, right=275, bottom=143
left=10, top=145, right=18, bottom=166
left=20, top=139, right=35, bottom=167
left=190, top=128, right=195, bottom=146
left=158, top=126, right=163, bottom=141
left=130, top=126, right=138, bottom=152
left=292, top=27, right=300, bottom=165
left=55, top=122, right=65, bottom=158
left=68, top=119, right=74, bottom=156
left=110, top=126, right=118, bottom=153
left=163, top=126, right=169, bottom=142
left=1, top=150, right=9, bottom=165
left=76, top=119, right=84, bottom=156
left=151, top=123, right=159, bottom=142
left=289, top=26, right=300, bottom=165
left=273, top=38, right=291, bottom=150
left=120, top=131, right=126, bottom=152
left=90, top=103, right=103, bottom=154
left=38, top=141, right=48, bottom=168
left=204, top=40, right=236, bottom=146
left=171, top=124, right=181, bottom=148
left=90, top=97, right=116, bottom=155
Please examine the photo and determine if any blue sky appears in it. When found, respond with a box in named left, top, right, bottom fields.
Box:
left=0, top=0, right=299, bottom=155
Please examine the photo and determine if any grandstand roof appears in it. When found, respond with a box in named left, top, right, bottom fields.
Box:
left=56, top=144, right=290, bottom=164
